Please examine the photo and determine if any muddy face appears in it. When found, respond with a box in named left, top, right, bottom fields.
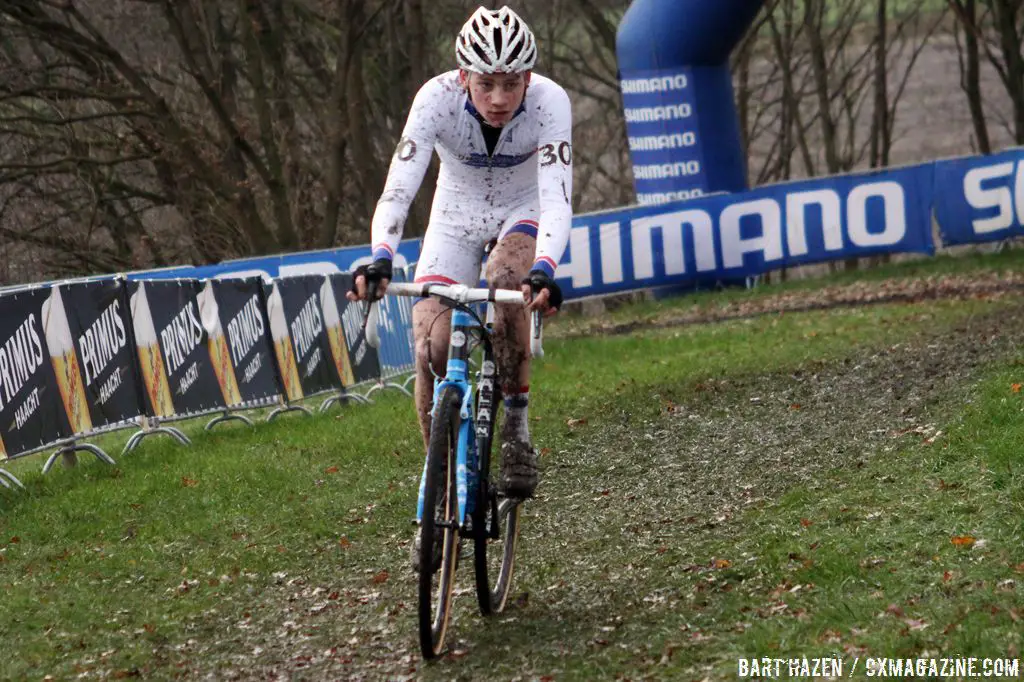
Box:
left=462, top=70, right=532, bottom=128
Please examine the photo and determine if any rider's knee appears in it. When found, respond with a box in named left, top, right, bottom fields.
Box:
left=486, top=257, right=524, bottom=291
left=491, top=270, right=521, bottom=293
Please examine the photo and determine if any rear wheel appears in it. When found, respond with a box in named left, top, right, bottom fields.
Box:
left=472, top=398, right=522, bottom=615
left=473, top=489, right=521, bottom=615
left=418, top=386, right=461, bottom=659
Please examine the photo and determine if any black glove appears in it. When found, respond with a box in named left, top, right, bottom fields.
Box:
left=521, top=269, right=563, bottom=311
left=351, top=258, right=393, bottom=299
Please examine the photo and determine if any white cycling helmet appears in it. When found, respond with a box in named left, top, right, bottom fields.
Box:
left=456, top=6, right=537, bottom=74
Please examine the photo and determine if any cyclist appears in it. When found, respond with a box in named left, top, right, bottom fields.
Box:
left=349, top=7, right=572, bottom=509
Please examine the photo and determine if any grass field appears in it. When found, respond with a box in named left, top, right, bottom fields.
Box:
left=2, top=249, right=1023, bottom=679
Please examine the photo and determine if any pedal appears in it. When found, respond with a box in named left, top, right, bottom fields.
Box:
left=434, top=519, right=460, bottom=530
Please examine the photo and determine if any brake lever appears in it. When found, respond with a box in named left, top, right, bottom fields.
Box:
left=362, top=280, right=381, bottom=349
left=530, top=309, right=544, bottom=359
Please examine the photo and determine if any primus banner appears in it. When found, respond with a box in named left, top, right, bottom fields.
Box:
left=128, top=280, right=224, bottom=418
left=266, top=276, right=336, bottom=399
left=325, top=273, right=381, bottom=385
left=47, top=279, right=140, bottom=432
left=207, top=278, right=279, bottom=406
left=0, top=287, right=73, bottom=458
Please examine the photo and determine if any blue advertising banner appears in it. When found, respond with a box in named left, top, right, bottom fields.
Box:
left=620, top=67, right=707, bottom=205
left=934, top=147, right=1024, bottom=246
left=127, top=239, right=423, bottom=282
left=554, top=162, right=937, bottom=300
left=376, top=267, right=415, bottom=379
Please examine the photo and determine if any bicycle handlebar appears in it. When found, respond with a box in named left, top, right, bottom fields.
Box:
left=387, top=282, right=524, bottom=304
left=383, top=281, right=544, bottom=358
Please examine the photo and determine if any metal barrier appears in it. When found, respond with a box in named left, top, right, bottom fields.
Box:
left=0, top=266, right=422, bottom=490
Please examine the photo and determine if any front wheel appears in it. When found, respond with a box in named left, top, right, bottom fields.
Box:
left=418, top=386, right=461, bottom=659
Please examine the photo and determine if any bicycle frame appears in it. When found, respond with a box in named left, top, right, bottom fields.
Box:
left=415, top=304, right=498, bottom=531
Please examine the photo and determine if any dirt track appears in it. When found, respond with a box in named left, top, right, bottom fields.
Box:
left=180, top=278, right=1024, bottom=680
left=557, top=270, right=1024, bottom=338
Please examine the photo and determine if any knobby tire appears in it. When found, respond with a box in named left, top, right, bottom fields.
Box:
left=472, top=398, right=522, bottom=615
left=418, top=386, right=461, bottom=659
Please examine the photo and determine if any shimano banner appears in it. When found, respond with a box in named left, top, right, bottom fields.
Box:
left=620, top=67, right=707, bottom=204
left=554, top=162, right=937, bottom=299
left=934, top=147, right=1024, bottom=246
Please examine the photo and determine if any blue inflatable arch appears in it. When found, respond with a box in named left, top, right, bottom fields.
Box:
left=617, top=0, right=767, bottom=204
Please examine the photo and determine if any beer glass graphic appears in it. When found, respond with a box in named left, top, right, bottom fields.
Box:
left=42, top=285, right=93, bottom=434
left=199, top=282, right=242, bottom=406
left=267, top=283, right=303, bottom=401
left=320, top=278, right=355, bottom=387
left=130, top=282, right=175, bottom=417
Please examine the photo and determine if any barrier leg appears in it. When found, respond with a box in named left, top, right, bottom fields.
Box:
left=266, top=399, right=313, bottom=422
left=205, top=410, right=255, bottom=431
left=43, top=441, right=117, bottom=474
left=0, top=468, right=24, bottom=489
left=319, top=391, right=371, bottom=413
left=122, top=421, right=192, bottom=455
left=365, top=378, right=413, bottom=399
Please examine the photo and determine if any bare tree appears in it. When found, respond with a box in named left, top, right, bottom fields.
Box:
left=949, top=0, right=1024, bottom=145
left=0, top=0, right=1016, bottom=286
left=948, top=0, right=993, bottom=152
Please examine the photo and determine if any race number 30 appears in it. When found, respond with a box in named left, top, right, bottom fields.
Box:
left=540, top=141, right=572, bottom=166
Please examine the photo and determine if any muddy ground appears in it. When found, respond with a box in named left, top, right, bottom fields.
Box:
left=171, top=275, right=1024, bottom=680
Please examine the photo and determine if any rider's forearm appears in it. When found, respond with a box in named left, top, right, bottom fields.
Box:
left=533, top=198, right=571, bottom=277
left=534, top=157, right=573, bottom=276
left=532, top=86, right=573, bottom=277
left=370, top=78, right=443, bottom=261
left=370, top=197, right=411, bottom=262
left=370, top=151, right=432, bottom=260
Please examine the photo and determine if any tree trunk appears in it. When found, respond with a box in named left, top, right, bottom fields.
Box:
left=803, top=2, right=841, bottom=174
left=991, top=0, right=1024, bottom=144
left=950, top=0, right=992, bottom=153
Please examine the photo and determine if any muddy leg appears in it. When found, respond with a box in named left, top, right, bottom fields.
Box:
left=486, top=232, right=540, bottom=496
left=412, top=299, right=451, bottom=452
left=485, top=232, right=535, bottom=396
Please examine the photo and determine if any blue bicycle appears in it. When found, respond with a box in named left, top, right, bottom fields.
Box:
left=373, top=281, right=543, bottom=659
